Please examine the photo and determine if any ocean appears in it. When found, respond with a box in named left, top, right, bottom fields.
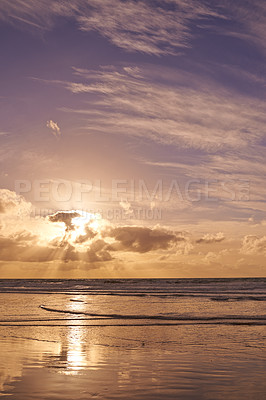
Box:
left=0, top=278, right=265, bottom=399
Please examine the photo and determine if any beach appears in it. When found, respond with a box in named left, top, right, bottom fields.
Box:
left=0, top=278, right=265, bottom=399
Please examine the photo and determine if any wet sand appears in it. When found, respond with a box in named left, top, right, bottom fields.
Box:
left=0, top=280, right=265, bottom=399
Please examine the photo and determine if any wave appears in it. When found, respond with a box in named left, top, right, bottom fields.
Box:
left=70, top=299, right=85, bottom=302
left=210, top=296, right=266, bottom=302
left=1, top=278, right=266, bottom=298
left=1, top=279, right=266, bottom=314
left=1, top=321, right=265, bottom=327
left=39, top=305, right=266, bottom=322
left=1, top=292, right=266, bottom=303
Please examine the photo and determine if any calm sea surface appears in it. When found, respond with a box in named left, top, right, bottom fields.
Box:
left=0, top=278, right=265, bottom=399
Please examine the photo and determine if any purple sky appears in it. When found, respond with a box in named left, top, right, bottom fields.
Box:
left=0, top=1, right=266, bottom=277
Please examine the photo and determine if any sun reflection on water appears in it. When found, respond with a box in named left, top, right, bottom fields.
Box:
left=57, top=297, right=101, bottom=375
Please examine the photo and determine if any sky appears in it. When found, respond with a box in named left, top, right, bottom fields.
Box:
left=0, top=0, right=266, bottom=278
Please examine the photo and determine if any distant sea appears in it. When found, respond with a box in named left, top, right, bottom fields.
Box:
left=0, top=278, right=265, bottom=399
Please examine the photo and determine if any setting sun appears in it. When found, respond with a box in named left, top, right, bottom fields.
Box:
left=71, top=211, right=102, bottom=235
left=47, top=210, right=105, bottom=246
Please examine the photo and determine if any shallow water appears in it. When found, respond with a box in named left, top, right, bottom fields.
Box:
left=0, top=279, right=265, bottom=399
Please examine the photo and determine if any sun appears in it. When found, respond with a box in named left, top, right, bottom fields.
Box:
left=70, top=210, right=102, bottom=241
left=48, top=209, right=105, bottom=246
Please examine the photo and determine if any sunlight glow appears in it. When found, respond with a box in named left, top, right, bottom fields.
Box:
left=68, top=210, right=104, bottom=245
left=72, top=211, right=101, bottom=234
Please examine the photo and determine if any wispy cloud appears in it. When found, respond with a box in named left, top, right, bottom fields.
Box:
left=48, top=64, right=266, bottom=220
left=224, top=0, right=266, bottom=52
left=0, top=0, right=79, bottom=31
left=4, top=1, right=266, bottom=56
left=76, top=0, right=219, bottom=55
left=46, top=120, right=61, bottom=138
left=59, top=65, right=266, bottom=152
left=0, top=1, right=220, bottom=54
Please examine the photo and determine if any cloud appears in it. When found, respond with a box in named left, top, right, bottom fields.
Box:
left=119, top=200, right=133, bottom=216
left=104, top=226, right=186, bottom=253
left=48, top=210, right=100, bottom=239
left=74, top=225, right=97, bottom=244
left=241, top=235, right=266, bottom=255
left=86, top=239, right=113, bottom=262
left=224, top=0, right=266, bottom=53
left=47, top=210, right=187, bottom=260
left=0, top=235, right=78, bottom=263
left=11, top=230, right=37, bottom=243
left=0, top=191, right=193, bottom=263
left=0, top=0, right=220, bottom=55
left=46, top=120, right=61, bottom=138
left=2, top=1, right=266, bottom=56
left=76, top=0, right=219, bottom=55
left=59, top=65, right=266, bottom=152
left=203, top=251, right=220, bottom=265
left=0, top=189, right=32, bottom=216
left=54, top=64, right=266, bottom=220
left=0, top=0, right=78, bottom=31
left=48, top=211, right=81, bottom=231
left=0, top=191, right=264, bottom=274
left=196, top=232, right=225, bottom=244
left=2, top=0, right=266, bottom=60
